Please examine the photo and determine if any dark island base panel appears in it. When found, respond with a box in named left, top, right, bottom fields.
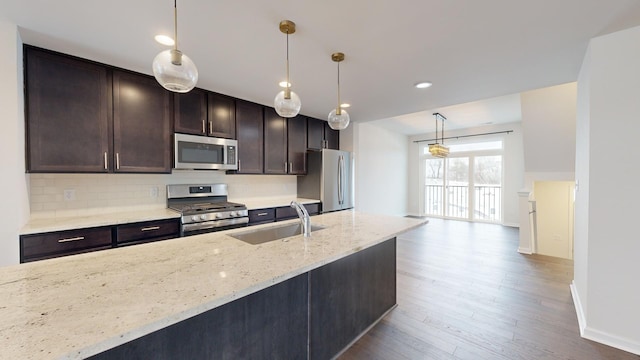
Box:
left=89, top=238, right=396, bottom=360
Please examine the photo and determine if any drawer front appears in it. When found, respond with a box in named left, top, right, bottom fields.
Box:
left=21, top=227, right=112, bottom=261
left=276, top=203, right=320, bottom=220
left=248, top=208, right=276, bottom=224
left=275, top=206, right=298, bottom=220
left=116, top=219, right=180, bottom=244
left=305, top=203, right=320, bottom=216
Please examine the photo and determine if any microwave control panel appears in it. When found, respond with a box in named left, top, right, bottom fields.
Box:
left=227, top=146, right=236, bottom=165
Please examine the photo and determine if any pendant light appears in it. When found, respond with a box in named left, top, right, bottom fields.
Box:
left=429, top=113, right=449, bottom=157
left=274, top=20, right=301, bottom=118
left=152, top=0, right=198, bottom=93
left=328, top=52, right=350, bottom=130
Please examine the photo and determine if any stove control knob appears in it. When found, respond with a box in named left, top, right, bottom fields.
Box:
left=200, top=215, right=207, bottom=221
left=230, top=211, right=237, bottom=217
left=216, top=213, right=223, bottom=219
left=191, top=216, right=198, bottom=222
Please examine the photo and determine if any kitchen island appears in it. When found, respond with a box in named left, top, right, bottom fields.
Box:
left=0, top=210, right=426, bottom=359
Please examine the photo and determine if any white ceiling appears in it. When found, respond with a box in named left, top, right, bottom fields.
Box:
left=2, top=0, right=640, bottom=135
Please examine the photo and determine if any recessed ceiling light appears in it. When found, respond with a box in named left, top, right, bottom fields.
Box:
left=279, top=81, right=291, bottom=88
left=414, top=81, right=433, bottom=89
left=340, top=103, right=351, bottom=108
left=154, top=35, right=175, bottom=46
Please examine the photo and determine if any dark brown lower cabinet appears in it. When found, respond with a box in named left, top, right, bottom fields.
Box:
left=309, top=238, right=397, bottom=359
left=89, top=273, right=309, bottom=360
left=89, top=238, right=397, bottom=360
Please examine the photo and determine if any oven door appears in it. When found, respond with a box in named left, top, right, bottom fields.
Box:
left=181, top=217, right=249, bottom=237
left=174, top=133, right=238, bottom=170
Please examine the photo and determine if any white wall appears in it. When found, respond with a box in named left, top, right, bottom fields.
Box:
left=352, top=122, right=408, bottom=216
left=521, top=83, right=577, bottom=176
left=573, top=25, right=640, bottom=355
left=0, top=22, right=29, bottom=267
left=407, top=122, right=524, bottom=225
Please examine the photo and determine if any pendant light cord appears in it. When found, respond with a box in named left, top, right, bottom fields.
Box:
left=285, top=31, right=291, bottom=99
left=336, top=61, right=342, bottom=115
left=173, top=0, right=178, bottom=51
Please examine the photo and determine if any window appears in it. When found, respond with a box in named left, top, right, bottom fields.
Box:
left=420, top=140, right=503, bottom=223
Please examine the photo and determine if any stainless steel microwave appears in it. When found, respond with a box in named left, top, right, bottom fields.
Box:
left=174, top=133, right=238, bottom=170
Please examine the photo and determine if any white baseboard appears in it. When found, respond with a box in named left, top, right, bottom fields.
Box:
left=503, top=222, right=519, bottom=228
left=570, top=281, right=640, bottom=355
left=517, top=247, right=532, bottom=254
left=570, top=281, right=586, bottom=336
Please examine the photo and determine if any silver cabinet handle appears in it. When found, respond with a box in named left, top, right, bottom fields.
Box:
left=58, top=236, right=85, bottom=243
left=116, top=153, right=120, bottom=170
left=289, top=162, right=293, bottom=173
left=257, top=212, right=269, bottom=216
left=104, top=152, right=108, bottom=170
left=238, top=159, right=241, bottom=172
left=209, top=121, right=213, bottom=135
left=284, top=162, right=288, bottom=172
left=141, top=226, right=160, bottom=231
left=202, top=119, right=206, bottom=134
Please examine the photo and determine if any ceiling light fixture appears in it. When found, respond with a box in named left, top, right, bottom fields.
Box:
left=152, top=0, right=198, bottom=93
left=429, top=112, right=449, bottom=157
left=340, top=103, right=351, bottom=108
left=328, top=52, right=350, bottom=130
left=415, top=81, right=433, bottom=89
left=154, top=35, right=175, bottom=46
left=278, top=81, right=292, bottom=88
left=274, top=20, right=301, bottom=118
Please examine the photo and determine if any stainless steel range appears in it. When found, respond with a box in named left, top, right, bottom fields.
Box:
left=167, top=184, right=248, bottom=237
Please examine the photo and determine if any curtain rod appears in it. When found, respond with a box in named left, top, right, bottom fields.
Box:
left=413, top=130, right=513, bottom=143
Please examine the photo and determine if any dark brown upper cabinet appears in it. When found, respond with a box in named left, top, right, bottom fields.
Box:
left=208, top=93, right=236, bottom=139
left=264, top=107, right=287, bottom=174
left=174, top=90, right=236, bottom=139
left=25, top=46, right=112, bottom=173
left=174, top=88, right=208, bottom=136
left=112, top=70, right=172, bottom=173
left=307, top=117, right=339, bottom=151
left=287, top=116, right=307, bottom=175
left=234, top=100, right=264, bottom=174
left=264, top=108, right=307, bottom=175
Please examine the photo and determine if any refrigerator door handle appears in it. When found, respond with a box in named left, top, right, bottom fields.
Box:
left=338, top=155, right=344, bottom=205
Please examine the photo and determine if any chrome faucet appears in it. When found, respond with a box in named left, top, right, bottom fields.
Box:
left=290, top=201, right=311, bottom=237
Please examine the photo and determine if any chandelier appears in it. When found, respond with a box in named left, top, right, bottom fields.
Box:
left=429, top=113, right=449, bottom=158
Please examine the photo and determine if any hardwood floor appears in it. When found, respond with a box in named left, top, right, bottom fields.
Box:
left=339, top=219, right=639, bottom=360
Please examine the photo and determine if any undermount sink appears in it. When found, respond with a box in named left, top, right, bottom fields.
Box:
left=229, top=223, right=326, bottom=245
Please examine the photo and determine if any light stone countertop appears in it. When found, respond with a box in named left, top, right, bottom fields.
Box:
left=231, top=196, right=320, bottom=210
left=0, top=210, right=427, bottom=360
left=20, top=198, right=320, bottom=235
left=20, top=208, right=182, bottom=235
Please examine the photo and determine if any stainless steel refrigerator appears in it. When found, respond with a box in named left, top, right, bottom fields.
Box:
left=297, top=149, right=353, bottom=213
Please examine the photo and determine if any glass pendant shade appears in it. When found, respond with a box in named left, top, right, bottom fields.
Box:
left=274, top=90, right=302, bottom=117
left=328, top=108, right=350, bottom=130
left=153, top=49, right=198, bottom=93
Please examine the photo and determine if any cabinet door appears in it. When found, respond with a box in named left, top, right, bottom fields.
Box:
left=264, top=107, right=287, bottom=174
left=25, top=47, right=112, bottom=173
left=287, top=116, right=307, bottom=174
left=174, top=88, right=207, bottom=136
left=235, top=100, right=264, bottom=174
left=324, top=123, right=340, bottom=150
left=307, top=117, right=325, bottom=151
left=208, top=93, right=236, bottom=139
left=113, top=71, right=172, bottom=173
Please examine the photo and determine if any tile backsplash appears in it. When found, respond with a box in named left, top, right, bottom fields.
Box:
left=29, top=171, right=297, bottom=219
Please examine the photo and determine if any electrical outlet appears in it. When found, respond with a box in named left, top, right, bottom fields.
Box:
left=150, top=186, right=159, bottom=198
left=63, top=189, right=76, bottom=201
